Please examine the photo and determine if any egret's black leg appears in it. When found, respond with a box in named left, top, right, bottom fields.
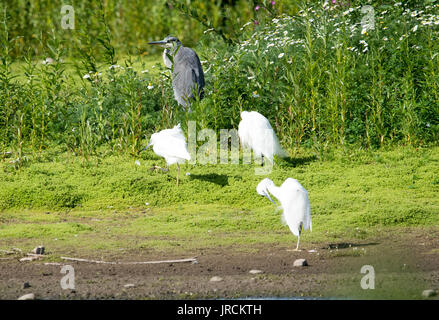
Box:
left=294, top=223, right=303, bottom=251
left=176, top=163, right=180, bottom=186
left=261, top=155, right=264, bottom=167
left=149, top=164, right=169, bottom=172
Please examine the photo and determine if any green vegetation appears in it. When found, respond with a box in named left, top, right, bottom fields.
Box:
left=1, top=146, right=438, bottom=254
left=1, top=1, right=439, bottom=164
left=0, top=0, right=438, bottom=261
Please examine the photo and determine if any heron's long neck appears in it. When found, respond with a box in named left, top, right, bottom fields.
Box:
left=163, top=49, right=173, bottom=68
left=267, top=184, right=282, bottom=202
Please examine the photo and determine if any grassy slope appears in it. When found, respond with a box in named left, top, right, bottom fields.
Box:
left=0, top=146, right=438, bottom=255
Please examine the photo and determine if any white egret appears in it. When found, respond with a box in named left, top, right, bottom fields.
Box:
left=257, top=178, right=312, bottom=251
left=143, top=123, right=191, bottom=186
left=238, top=111, right=287, bottom=166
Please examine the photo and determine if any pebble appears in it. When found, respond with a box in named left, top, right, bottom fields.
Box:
left=210, top=276, right=223, bottom=282
left=293, top=258, right=308, bottom=267
left=23, top=282, right=31, bottom=289
left=422, top=289, right=437, bottom=298
left=18, top=293, right=35, bottom=300
left=124, top=284, right=135, bottom=288
left=249, top=269, right=263, bottom=274
left=32, top=246, right=45, bottom=255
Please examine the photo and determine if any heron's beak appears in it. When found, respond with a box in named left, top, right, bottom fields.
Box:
left=264, top=192, right=277, bottom=205
left=142, top=142, right=152, bottom=151
left=148, top=40, right=167, bottom=46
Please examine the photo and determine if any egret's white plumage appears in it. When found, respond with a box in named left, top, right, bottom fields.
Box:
left=257, top=178, right=312, bottom=250
left=145, top=123, right=190, bottom=185
left=238, top=111, right=287, bottom=165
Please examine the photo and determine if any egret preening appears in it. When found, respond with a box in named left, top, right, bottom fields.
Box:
left=238, top=111, right=287, bottom=166
left=143, top=123, right=191, bottom=186
left=149, top=36, right=205, bottom=109
left=257, top=178, right=312, bottom=251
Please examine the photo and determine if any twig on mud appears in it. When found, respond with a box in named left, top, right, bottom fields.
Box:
left=60, top=256, right=198, bottom=265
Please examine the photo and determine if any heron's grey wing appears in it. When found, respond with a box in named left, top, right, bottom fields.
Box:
left=173, top=47, right=205, bottom=102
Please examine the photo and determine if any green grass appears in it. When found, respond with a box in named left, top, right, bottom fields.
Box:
left=1, top=146, right=438, bottom=255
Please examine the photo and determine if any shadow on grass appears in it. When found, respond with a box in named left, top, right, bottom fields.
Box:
left=326, top=242, right=380, bottom=249
left=189, top=173, right=229, bottom=186
left=280, top=155, right=318, bottom=167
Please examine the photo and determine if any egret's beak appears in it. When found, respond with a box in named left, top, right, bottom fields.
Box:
left=148, top=40, right=167, bottom=46
left=142, top=142, right=152, bottom=151
left=264, top=192, right=277, bottom=205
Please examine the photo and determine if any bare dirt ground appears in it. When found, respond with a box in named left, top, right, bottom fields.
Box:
left=1, top=228, right=438, bottom=300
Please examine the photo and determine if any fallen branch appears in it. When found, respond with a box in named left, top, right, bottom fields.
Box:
left=20, top=255, right=43, bottom=262
left=0, top=250, right=15, bottom=255
left=27, top=253, right=45, bottom=257
left=0, top=248, right=22, bottom=255
left=60, top=256, right=197, bottom=265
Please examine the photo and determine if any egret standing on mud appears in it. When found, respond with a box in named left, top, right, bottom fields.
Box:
left=238, top=111, right=287, bottom=166
left=149, top=36, right=205, bottom=109
left=143, top=124, right=191, bottom=186
left=257, top=178, right=312, bottom=251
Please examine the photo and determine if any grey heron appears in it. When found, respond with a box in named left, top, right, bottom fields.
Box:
left=149, top=36, right=205, bottom=109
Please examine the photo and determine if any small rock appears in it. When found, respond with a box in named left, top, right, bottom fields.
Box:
left=18, top=293, right=35, bottom=300
left=23, top=282, right=31, bottom=289
left=210, top=276, right=223, bottom=282
left=293, top=258, right=308, bottom=267
left=32, top=246, right=45, bottom=255
left=124, top=283, right=135, bottom=288
left=249, top=269, right=263, bottom=274
left=308, top=249, right=317, bottom=253
left=422, top=289, right=437, bottom=298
